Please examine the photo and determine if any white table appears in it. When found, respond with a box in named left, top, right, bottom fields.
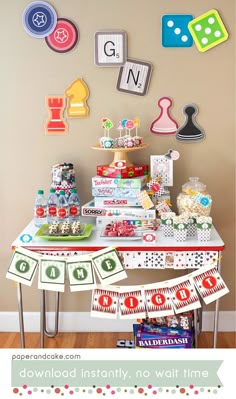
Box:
left=12, top=219, right=225, bottom=349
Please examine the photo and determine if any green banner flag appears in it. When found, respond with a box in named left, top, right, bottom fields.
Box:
left=12, top=359, right=223, bottom=387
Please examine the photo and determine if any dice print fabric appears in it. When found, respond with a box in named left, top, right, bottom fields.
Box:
left=162, top=14, right=194, bottom=48
left=188, top=9, right=229, bottom=52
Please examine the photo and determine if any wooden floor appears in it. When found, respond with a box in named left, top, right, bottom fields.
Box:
left=0, top=332, right=235, bottom=349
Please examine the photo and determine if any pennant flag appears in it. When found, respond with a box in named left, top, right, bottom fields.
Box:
left=192, top=264, right=229, bottom=304
left=67, top=254, right=96, bottom=292
left=119, top=287, right=146, bottom=319
left=6, top=247, right=39, bottom=286
left=144, top=282, right=174, bottom=317
left=168, top=276, right=201, bottom=313
left=38, top=256, right=66, bottom=292
left=91, top=286, right=119, bottom=318
left=91, top=247, right=127, bottom=285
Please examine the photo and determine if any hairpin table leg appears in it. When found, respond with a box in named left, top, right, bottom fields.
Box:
left=43, top=291, right=60, bottom=338
left=17, top=283, right=25, bottom=348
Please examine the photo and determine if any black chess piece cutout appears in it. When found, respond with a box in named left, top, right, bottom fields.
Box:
left=176, top=104, right=205, bottom=142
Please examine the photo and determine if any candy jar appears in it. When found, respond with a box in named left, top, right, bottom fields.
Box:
left=177, top=177, right=212, bottom=216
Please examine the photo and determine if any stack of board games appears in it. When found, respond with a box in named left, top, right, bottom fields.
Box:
left=133, top=312, right=194, bottom=349
left=82, top=175, right=158, bottom=226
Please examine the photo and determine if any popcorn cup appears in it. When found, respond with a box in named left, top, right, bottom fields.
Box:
left=187, top=213, right=198, bottom=237
left=160, top=212, right=176, bottom=237
left=173, top=221, right=188, bottom=242
left=197, top=216, right=212, bottom=241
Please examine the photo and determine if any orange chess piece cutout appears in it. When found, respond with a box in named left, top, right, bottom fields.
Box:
left=65, top=78, right=89, bottom=118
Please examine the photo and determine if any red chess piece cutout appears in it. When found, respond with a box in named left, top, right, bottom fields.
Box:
left=45, top=96, right=68, bottom=135
left=150, top=97, right=178, bottom=135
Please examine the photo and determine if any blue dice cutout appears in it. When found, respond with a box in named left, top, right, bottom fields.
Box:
left=162, top=14, right=194, bottom=48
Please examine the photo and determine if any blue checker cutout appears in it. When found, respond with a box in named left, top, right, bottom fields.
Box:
left=22, top=1, right=57, bottom=38
left=162, top=14, right=194, bottom=48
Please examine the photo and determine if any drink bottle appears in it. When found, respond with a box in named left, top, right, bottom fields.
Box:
left=34, top=190, right=47, bottom=227
left=57, top=190, right=69, bottom=222
left=47, top=188, right=58, bottom=224
left=68, top=188, right=81, bottom=223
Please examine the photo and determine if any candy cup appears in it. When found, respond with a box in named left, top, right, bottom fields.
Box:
left=103, top=137, right=114, bottom=149
left=99, top=136, right=107, bottom=148
left=134, top=136, right=143, bottom=146
left=124, top=136, right=135, bottom=148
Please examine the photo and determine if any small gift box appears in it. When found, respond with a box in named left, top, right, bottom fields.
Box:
left=197, top=216, right=212, bottom=241
left=173, top=216, right=188, bottom=242
left=160, top=212, right=176, bottom=237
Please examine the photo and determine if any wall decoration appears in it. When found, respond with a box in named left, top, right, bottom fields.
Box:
left=45, top=18, right=79, bottom=53
left=150, top=155, right=173, bottom=186
left=91, top=286, right=119, bottom=318
left=6, top=247, right=39, bottom=286
left=188, top=9, right=229, bottom=52
left=176, top=104, right=205, bottom=142
left=38, top=256, right=66, bottom=292
left=95, top=30, right=127, bottom=66
left=67, top=254, right=96, bottom=292
left=165, top=149, right=180, bottom=160
left=91, top=247, right=127, bottom=285
left=119, top=287, right=146, bottom=319
left=45, top=96, right=68, bottom=135
left=192, top=265, right=229, bottom=304
left=150, top=97, right=178, bottom=135
left=65, top=78, right=89, bottom=118
left=22, top=1, right=57, bottom=38
left=116, top=58, right=153, bottom=96
left=162, top=14, right=194, bottom=48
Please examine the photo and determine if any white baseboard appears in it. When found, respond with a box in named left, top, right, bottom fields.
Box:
left=0, top=311, right=235, bottom=333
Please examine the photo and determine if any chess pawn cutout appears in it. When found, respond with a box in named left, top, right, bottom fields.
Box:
left=150, top=97, right=178, bottom=135
left=176, top=104, right=205, bottom=142
left=45, top=96, right=68, bottom=135
left=65, top=78, right=89, bottom=117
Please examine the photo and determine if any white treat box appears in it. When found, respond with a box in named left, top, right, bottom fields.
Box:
left=91, top=175, right=147, bottom=189
left=92, top=187, right=143, bottom=197
left=94, top=197, right=141, bottom=207
left=82, top=200, right=156, bottom=219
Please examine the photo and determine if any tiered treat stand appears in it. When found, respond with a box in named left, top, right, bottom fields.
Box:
left=91, top=144, right=149, bottom=167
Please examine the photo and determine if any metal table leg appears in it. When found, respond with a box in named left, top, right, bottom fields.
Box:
left=193, top=309, right=198, bottom=348
left=17, top=283, right=25, bottom=348
left=213, top=251, right=222, bottom=348
left=41, top=290, right=60, bottom=343
left=40, top=290, right=45, bottom=348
